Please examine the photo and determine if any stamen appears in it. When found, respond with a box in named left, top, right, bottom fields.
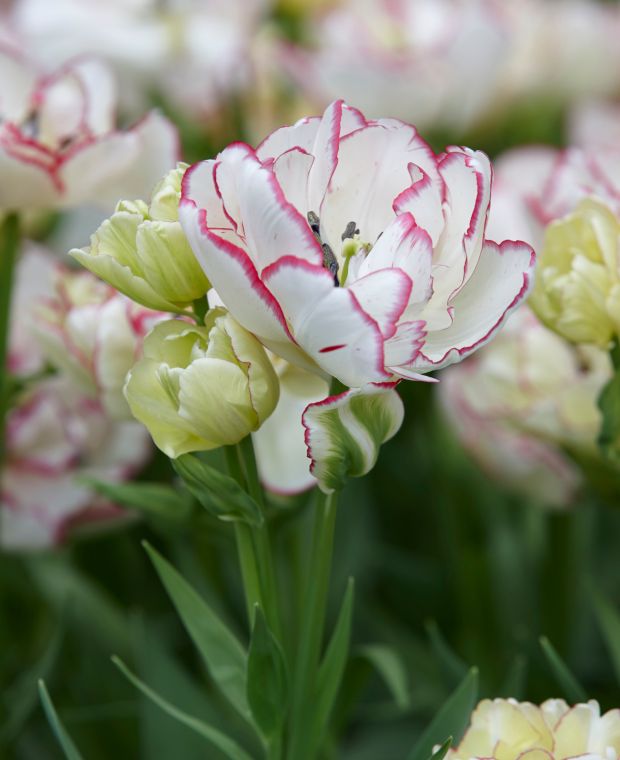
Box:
left=341, top=221, right=358, bottom=241
left=308, top=211, right=339, bottom=285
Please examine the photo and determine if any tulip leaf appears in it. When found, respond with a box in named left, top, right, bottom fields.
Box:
left=407, top=667, right=478, bottom=760
left=143, top=542, right=251, bottom=722
left=539, top=636, right=587, bottom=703
left=38, top=681, right=84, bottom=760
left=314, top=578, right=355, bottom=741
left=598, top=366, right=620, bottom=459
left=173, top=454, right=263, bottom=526
left=80, top=477, right=193, bottom=520
left=496, top=655, right=527, bottom=700
left=246, top=606, right=289, bottom=738
left=112, top=657, right=253, bottom=760
left=429, top=737, right=452, bottom=760
left=591, top=588, right=620, bottom=685
left=356, top=643, right=411, bottom=711
left=425, top=620, right=469, bottom=687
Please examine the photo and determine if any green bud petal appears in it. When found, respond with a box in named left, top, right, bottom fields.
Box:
left=124, top=314, right=280, bottom=458
left=303, top=383, right=404, bottom=493
left=149, top=163, right=188, bottom=221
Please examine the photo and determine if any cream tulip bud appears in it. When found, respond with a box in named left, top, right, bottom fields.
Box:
left=71, top=164, right=210, bottom=313
left=530, top=198, right=620, bottom=348
left=124, top=310, right=280, bottom=458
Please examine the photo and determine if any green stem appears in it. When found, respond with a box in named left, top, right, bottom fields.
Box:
left=287, top=490, right=339, bottom=760
left=224, top=446, right=263, bottom=625
left=0, top=213, right=20, bottom=468
left=238, top=436, right=283, bottom=641
left=611, top=340, right=620, bottom=371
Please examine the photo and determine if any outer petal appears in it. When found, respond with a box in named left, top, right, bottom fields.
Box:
left=346, top=268, right=412, bottom=339
left=262, top=256, right=389, bottom=386
left=61, top=110, right=179, bottom=208
left=253, top=365, right=329, bottom=495
left=414, top=240, right=535, bottom=371
left=303, top=382, right=404, bottom=494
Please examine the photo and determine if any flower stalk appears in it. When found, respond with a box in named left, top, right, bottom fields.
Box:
left=0, top=212, right=20, bottom=468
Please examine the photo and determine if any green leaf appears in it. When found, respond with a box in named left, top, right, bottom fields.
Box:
left=539, top=636, right=587, bottom=703
left=357, top=643, right=411, bottom=711
left=80, top=478, right=193, bottom=520
left=38, top=681, right=84, bottom=760
left=314, top=578, right=355, bottom=741
left=591, top=589, right=620, bottom=685
left=425, top=620, right=468, bottom=687
left=246, top=606, right=289, bottom=738
left=496, top=655, right=527, bottom=699
left=408, top=667, right=478, bottom=760
left=2, top=624, right=63, bottom=744
left=112, top=657, right=253, bottom=760
left=429, top=737, right=452, bottom=760
left=598, top=367, right=620, bottom=459
left=143, top=542, right=250, bottom=721
left=173, top=454, right=263, bottom=526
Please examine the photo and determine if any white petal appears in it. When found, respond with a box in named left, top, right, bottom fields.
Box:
left=414, top=240, right=535, bottom=371
left=347, top=268, right=412, bottom=339
left=252, top=365, right=328, bottom=494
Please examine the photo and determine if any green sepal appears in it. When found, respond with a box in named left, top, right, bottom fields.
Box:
left=246, top=606, right=289, bottom=739
left=173, top=454, right=263, bottom=526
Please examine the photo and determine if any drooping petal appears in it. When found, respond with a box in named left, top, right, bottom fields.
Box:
left=303, top=382, right=404, bottom=493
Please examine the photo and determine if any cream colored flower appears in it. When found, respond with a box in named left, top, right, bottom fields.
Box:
left=447, top=698, right=620, bottom=760
left=530, top=198, right=620, bottom=348
left=124, top=311, right=279, bottom=458
left=71, top=164, right=210, bottom=312
left=439, top=308, right=610, bottom=507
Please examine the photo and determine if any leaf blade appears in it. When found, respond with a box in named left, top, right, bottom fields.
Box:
left=113, top=657, right=253, bottom=760
left=38, top=681, right=84, bottom=760
left=144, top=541, right=250, bottom=721
left=539, top=636, right=587, bottom=703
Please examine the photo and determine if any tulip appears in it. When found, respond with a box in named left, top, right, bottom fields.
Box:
left=180, top=100, right=534, bottom=389
left=1, top=376, right=150, bottom=550
left=447, top=698, right=620, bottom=760
left=530, top=198, right=620, bottom=348
left=124, top=311, right=279, bottom=458
left=33, top=266, right=165, bottom=418
left=0, top=50, right=178, bottom=211
left=71, top=164, right=210, bottom=312
left=439, top=308, right=610, bottom=507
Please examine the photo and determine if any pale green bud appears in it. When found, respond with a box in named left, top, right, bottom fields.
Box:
left=530, top=198, right=620, bottom=347
left=70, top=163, right=209, bottom=312
left=124, top=310, right=280, bottom=458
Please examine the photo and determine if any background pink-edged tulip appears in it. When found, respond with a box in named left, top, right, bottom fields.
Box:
left=180, top=100, right=535, bottom=388
left=0, top=50, right=178, bottom=210
left=1, top=376, right=150, bottom=550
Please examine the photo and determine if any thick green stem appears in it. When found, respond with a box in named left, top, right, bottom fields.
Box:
left=238, top=436, right=283, bottom=641
left=0, top=213, right=20, bottom=468
left=224, top=446, right=263, bottom=626
left=287, top=490, right=339, bottom=760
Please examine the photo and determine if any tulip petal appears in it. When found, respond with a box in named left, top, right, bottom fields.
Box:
left=414, top=240, right=535, bottom=371
left=358, top=212, right=433, bottom=308
left=393, top=167, right=445, bottom=246
left=272, top=147, right=314, bottom=217
left=262, top=256, right=389, bottom=386
left=253, top=365, right=329, bottom=495
left=347, top=267, right=412, bottom=339
left=303, top=383, right=404, bottom=493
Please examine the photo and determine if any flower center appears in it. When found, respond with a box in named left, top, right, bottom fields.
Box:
left=307, top=212, right=368, bottom=286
